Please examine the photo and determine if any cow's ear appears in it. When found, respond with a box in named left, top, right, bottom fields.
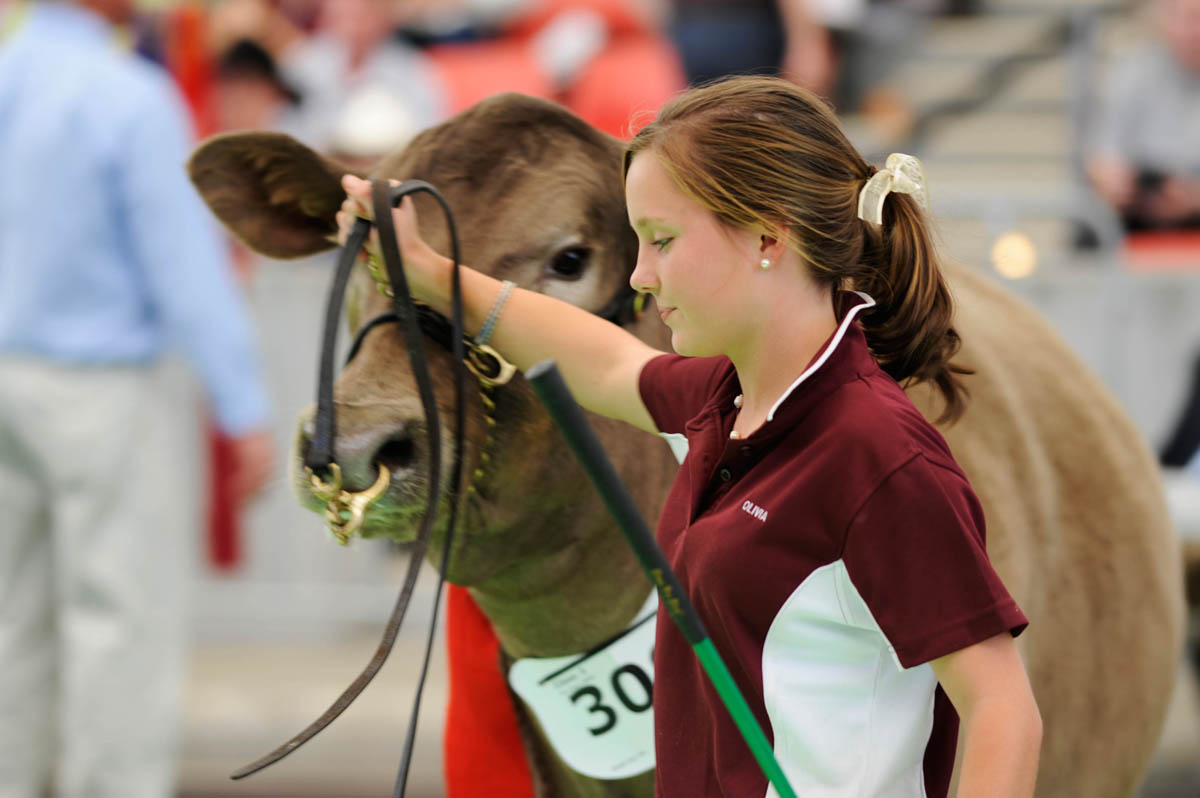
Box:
left=188, top=131, right=363, bottom=259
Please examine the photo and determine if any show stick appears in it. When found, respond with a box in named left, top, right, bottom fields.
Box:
left=527, top=359, right=798, bottom=798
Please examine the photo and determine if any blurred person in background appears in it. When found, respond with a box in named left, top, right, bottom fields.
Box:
left=206, top=0, right=310, bottom=63
left=274, top=0, right=447, bottom=154
left=667, top=0, right=827, bottom=93
left=0, top=1, right=274, bottom=796
left=1086, top=0, right=1200, bottom=232
left=213, top=37, right=307, bottom=277
left=214, top=37, right=302, bottom=132
left=1094, top=0, right=1200, bottom=476
left=666, top=0, right=972, bottom=119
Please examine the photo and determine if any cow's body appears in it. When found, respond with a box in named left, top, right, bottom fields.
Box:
left=190, top=93, right=1183, bottom=797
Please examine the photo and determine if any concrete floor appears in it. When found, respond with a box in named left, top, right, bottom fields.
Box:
left=178, top=627, right=449, bottom=797
left=176, top=586, right=1200, bottom=798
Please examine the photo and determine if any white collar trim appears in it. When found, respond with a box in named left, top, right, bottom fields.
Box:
left=764, top=291, right=876, bottom=422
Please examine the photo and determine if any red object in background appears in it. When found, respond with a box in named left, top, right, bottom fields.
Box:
left=428, top=40, right=556, bottom=115
left=507, top=0, right=650, bottom=39
left=164, top=0, right=217, bottom=139
left=161, top=0, right=241, bottom=570
left=1123, top=231, right=1200, bottom=272
left=444, top=585, right=536, bottom=798
left=207, top=430, right=241, bottom=569
left=427, top=0, right=684, bottom=139
left=565, top=34, right=686, bottom=139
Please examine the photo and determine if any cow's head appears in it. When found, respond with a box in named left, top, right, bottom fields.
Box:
left=190, top=94, right=672, bottom=585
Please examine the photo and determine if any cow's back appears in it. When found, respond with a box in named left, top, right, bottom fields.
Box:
left=908, top=264, right=1184, bottom=797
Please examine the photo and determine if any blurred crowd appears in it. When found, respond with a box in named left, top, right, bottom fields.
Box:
left=120, top=0, right=988, bottom=164
left=123, top=0, right=1200, bottom=233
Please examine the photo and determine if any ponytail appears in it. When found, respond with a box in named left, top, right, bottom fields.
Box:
left=856, top=193, right=970, bottom=423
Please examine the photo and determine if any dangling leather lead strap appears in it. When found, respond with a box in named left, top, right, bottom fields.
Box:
left=232, top=180, right=467, bottom=798
left=372, top=180, right=467, bottom=798
left=303, top=217, right=369, bottom=475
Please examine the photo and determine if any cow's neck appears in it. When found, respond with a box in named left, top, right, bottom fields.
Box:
left=470, top=503, right=661, bottom=798
left=469, top=412, right=676, bottom=658
left=467, top=326, right=674, bottom=796
left=468, top=509, right=652, bottom=659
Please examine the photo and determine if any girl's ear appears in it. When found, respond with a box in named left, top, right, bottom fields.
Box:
left=759, top=228, right=791, bottom=262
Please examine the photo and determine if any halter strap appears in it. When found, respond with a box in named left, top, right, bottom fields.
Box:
left=233, top=181, right=467, bottom=798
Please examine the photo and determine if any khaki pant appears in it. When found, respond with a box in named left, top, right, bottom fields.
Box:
left=0, top=358, right=197, bottom=798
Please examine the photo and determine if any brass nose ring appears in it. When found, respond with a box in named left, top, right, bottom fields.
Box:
left=308, top=462, right=391, bottom=545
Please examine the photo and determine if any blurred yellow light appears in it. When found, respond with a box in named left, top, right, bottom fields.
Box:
left=991, top=231, right=1038, bottom=279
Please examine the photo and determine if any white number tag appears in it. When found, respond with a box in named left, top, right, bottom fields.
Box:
left=507, top=592, right=657, bottom=780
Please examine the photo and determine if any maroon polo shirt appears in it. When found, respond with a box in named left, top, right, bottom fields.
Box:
left=638, top=304, right=1027, bottom=797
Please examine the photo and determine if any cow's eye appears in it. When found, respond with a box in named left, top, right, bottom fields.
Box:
left=546, top=247, right=591, bottom=281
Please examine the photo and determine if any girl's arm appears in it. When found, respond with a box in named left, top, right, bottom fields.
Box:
left=337, top=175, right=662, bottom=433
left=930, top=633, right=1042, bottom=797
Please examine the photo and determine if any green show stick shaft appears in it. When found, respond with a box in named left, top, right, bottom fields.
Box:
left=526, top=360, right=798, bottom=798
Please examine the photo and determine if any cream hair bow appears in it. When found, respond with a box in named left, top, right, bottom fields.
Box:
left=857, top=153, right=929, bottom=225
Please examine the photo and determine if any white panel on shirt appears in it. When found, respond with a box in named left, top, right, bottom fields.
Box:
left=762, top=561, right=936, bottom=798
left=659, top=432, right=690, bottom=464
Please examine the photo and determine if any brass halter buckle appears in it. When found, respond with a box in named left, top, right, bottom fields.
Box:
left=307, top=462, right=391, bottom=545
left=465, top=342, right=517, bottom=388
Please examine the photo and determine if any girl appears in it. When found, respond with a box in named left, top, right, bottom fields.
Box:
left=337, top=76, right=1041, bottom=797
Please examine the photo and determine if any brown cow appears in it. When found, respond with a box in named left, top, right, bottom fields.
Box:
left=190, top=93, right=1184, bottom=797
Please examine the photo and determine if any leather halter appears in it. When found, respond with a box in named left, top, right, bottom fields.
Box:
left=230, top=178, right=641, bottom=797
left=347, top=271, right=640, bottom=385
left=232, top=180, right=467, bottom=797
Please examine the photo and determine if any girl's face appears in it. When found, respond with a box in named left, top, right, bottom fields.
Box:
left=625, top=152, right=762, bottom=357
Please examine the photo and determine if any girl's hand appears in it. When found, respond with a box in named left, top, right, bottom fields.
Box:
left=335, top=174, right=453, bottom=307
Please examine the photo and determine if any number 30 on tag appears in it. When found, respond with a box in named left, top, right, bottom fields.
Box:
left=508, top=593, right=657, bottom=780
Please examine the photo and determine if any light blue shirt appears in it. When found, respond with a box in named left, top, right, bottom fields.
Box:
left=0, top=2, right=268, bottom=435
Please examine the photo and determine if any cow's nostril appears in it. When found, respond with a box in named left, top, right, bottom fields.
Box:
left=376, top=436, right=415, bottom=473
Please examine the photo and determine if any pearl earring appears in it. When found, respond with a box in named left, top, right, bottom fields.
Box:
left=760, top=258, right=771, bottom=270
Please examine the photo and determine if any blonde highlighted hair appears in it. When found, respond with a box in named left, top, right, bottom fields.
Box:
left=625, top=76, right=969, bottom=422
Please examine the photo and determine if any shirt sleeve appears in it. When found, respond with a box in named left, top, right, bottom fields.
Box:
left=840, top=453, right=1028, bottom=669
left=637, top=353, right=731, bottom=435
left=114, top=72, right=270, bottom=436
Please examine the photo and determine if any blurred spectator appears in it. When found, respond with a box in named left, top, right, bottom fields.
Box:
left=206, top=0, right=309, bottom=59
left=275, top=0, right=447, bottom=155
left=215, top=37, right=302, bottom=132
left=1086, top=0, right=1200, bottom=231
left=666, top=0, right=790, bottom=88
left=0, top=1, right=273, bottom=796
left=667, top=1, right=959, bottom=115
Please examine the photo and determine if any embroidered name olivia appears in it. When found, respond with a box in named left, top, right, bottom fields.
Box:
left=741, top=501, right=768, bottom=522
